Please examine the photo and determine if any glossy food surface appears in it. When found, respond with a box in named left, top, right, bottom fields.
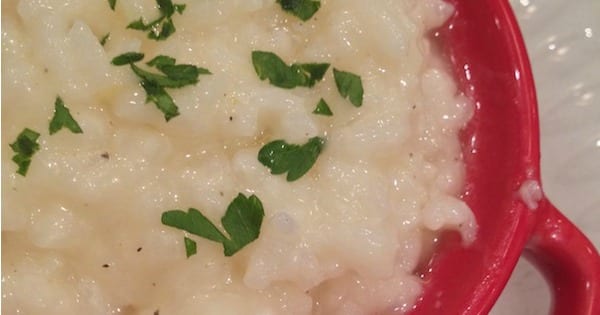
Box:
left=409, top=0, right=541, bottom=313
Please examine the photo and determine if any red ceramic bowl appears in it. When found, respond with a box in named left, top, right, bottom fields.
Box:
left=406, top=0, right=600, bottom=314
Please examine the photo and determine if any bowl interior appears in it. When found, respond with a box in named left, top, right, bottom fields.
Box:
left=408, top=0, right=540, bottom=313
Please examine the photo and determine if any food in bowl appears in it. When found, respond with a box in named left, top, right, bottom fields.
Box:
left=2, top=0, right=477, bottom=314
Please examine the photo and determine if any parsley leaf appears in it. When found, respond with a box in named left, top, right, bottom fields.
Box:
left=148, top=56, right=210, bottom=83
left=127, top=0, right=186, bottom=41
left=146, top=55, right=176, bottom=67
left=138, top=78, right=180, bottom=121
left=252, top=51, right=301, bottom=89
left=252, top=51, right=329, bottom=89
left=131, top=63, right=196, bottom=88
left=112, top=52, right=144, bottom=65
left=333, top=68, right=364, bottom=107
left=99, top=33, right=110, bottom=46
left=111, top=52, right=210, bottom=121
left=49, top=97, right=83, bottom=135
left=276, top=0, right=321, bottom=21
left=295, top=63, right=330, bottom=87
left=312, top=98, right=332, bottom=116
left=9, top=128, right=41, bottom=176
left=221, top=193, right=265, bottom=256
left=258, top=136, right=325, bottom=181
left=161, top=193, right=265, bottom=257
left=184, top=237, right=197, bottom=258
left=161, top=208, right=227, bottom=243
left=108, top=0, right=116, bottom=11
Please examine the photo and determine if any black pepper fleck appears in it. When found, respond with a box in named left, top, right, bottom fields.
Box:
left=102, top=264, right=110, bottom=268
left=137, top=247, right=142, bottom=252
left=101, top=152, right=110, bottom=159
left=154, top=310, right=160, bottom=315
left=229, top=116, right=233, bottom=121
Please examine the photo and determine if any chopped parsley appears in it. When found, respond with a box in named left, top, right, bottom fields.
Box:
left=111, top=52, right=210, bottom=121
left=276, top=0, right=321, bottom=21
left=111, top=52, right=144, bottom=65
left=161, top=193, right=265, bottom=257
left=312, top=98, right=332, bottom=116
left=127, top=0, right=186, bottom=41
left=333, top=68, right=363, bottom=107
left=258, top=136, right=325, bottom=181
left=99, top=33, right=110, bottom=46
left=49, top=97, right=83, bottom=135
left=108, top=0, right=116, bottom=11
left=252, top=51, right=329, bottom=89
left=9, top=128, right=41, bottom=176
left=184, top=237, right=197, bottom=258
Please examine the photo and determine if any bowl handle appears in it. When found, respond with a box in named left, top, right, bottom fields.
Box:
left=524, top=198, right=600, bottom=314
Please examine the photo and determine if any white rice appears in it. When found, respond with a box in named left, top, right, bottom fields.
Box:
left=1, top=0, right=477, bottom=314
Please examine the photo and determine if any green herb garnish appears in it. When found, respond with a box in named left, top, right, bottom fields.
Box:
left=100, top=33, right=110, bottom=46
left=49, top=97, right=83, bottom=135
left=258, top=136, right=325, bottom=181
left=111, top=52, right=144, bottom=65
left=252, top=51, right=329, bottom=89
left=184, top=237, right=197, bottom=258
left=108, top=0, right=116, bottom=10
left=127, top=0, right=186, bottom=41
left=276, top=0, right=321, bottom=21
left=144, top=55, right=211, bottom=85
left=312, top=98, right=332, bottom=116
left=333, top=68, right=363, bottom=107
left=10, top=128, right=41, bottom=176
left=111, top=52, right=210, bottom=121
left=162, top=193, right=265, bottom=257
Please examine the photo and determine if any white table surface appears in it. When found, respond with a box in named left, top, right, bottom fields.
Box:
left=490, top=0, right=600, bottom=314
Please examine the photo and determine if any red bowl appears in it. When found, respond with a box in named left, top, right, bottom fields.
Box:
left=407, top=0, right=600, bottom=314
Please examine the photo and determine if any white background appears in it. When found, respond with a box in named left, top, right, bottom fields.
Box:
left=491, top=0, right=600, bottom=314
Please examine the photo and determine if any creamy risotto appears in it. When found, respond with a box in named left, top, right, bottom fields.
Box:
left=1, top=0, right=477, bottom=314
